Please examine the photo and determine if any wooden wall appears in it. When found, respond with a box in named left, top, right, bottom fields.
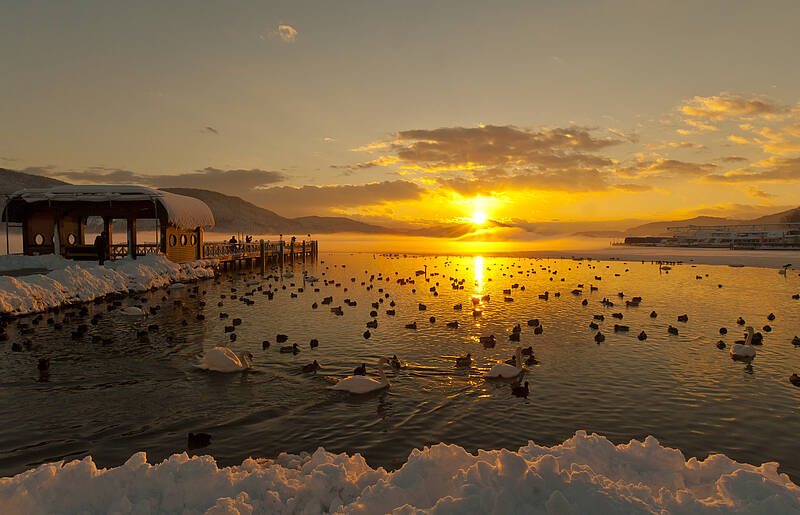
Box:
left=164, top=226, right=201, bottom=263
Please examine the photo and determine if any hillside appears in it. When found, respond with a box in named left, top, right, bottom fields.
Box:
left=162, top=188, right=387, bottom=234
left=623, top=216, right=738, bottom=237
left=0, top=168, right=67, bottom=195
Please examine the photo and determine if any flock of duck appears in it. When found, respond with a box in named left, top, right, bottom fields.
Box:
left=4, top=256, right=800, bottom=394
left=184, top=257, right=800, bottom=395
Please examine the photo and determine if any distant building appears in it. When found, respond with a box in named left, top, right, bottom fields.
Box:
left=665, top=223, right=800, bottom=249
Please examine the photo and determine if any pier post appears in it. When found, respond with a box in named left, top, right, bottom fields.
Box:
left=260, top=240, right=266, bottom=274
left=290, top=238, right=295, bottom=265
left=279, top=239, right=284, bottom=269
left=302, top=240, right=306, bottom=261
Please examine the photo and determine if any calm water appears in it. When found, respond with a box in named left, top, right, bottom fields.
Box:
left=2, top=253, right=800, bottom=480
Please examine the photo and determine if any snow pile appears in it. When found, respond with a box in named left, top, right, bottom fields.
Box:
left=1, top=431, right=798, bottom=514
left=0, top=253, right=68, bottom=273
left=0, top=254, right=216, bottom=315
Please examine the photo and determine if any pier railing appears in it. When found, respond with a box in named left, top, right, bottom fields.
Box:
left=104, top=239, right=317, bottom=265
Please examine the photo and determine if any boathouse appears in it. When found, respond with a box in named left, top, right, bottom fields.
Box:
left=1, top=185, right=215, bottom=263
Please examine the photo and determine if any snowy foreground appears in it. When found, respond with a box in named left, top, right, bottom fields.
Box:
left=1, top=432, right=798, bottom=514
left=0, top=254, right=216, bottom=315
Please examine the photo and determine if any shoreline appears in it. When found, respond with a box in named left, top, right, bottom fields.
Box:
left=0, top=254, right=218, bottom=317
left=2, top=431, right=797, bottom=513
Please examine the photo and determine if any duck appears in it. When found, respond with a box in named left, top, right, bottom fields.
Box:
left=511, top=381, right=529, bottom=398
left=455, top=353, right=471, bottom=367
left=302, top=360, right=322, bottom=373
left=638, top=331, right=647, bottom=341
left=280, top=343, right=299, bottom=354
left=524, top=355, right=539, bottom=366
left=389, top=354, right=404, bottom=369
left=716, top=340, right=726, bottom=349
left=187, top=432, right=212, bottom=450
left=484, top=347, right=524, bottom=379
left=594, top=332, right=605, bottom=343
left=353, top=363, right=367, bottom=375
left=677, top=314, right=688, bottom=322
left=196, top=347, right=253, bottom=372
left=793, top=336, right=800, bottom=346
left=329, top=357, right=390, bottom=393
left=668, top=326, right=679, bottom=335
left=790, top=373, right=800, bottom=387
left=730, top=326, right=757, bottom=360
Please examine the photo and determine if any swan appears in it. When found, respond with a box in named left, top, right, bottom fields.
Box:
left=121, top=306, right=145, bottom=316
left=306, top=276, right=319, bottom=283
left=484, top=347, right=524, bottom=379
left=730, top=326, right=757, bottom=360
left=196, top=347, right=253, bottom=372
left=329, top=357, right=390, bottom=393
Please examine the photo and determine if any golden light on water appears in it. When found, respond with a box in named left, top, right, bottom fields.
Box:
left=473, top=256, right=484, bottom=294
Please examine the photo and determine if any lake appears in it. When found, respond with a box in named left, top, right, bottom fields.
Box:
left=2, top=252, right=800, bottom=481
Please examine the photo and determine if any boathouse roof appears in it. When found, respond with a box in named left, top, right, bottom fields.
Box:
left=2, top=185, right=215, bottom=229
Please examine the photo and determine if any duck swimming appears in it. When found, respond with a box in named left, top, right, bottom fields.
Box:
left=455, top=353, right=471, bottom=367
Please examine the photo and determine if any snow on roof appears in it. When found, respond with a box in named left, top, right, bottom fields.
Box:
left=6, top=185, right=215, bottom=229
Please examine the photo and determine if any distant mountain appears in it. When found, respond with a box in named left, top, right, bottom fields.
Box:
left=750, top=206, right=800, bottom=224
left=623, top=216, right=737, bottom=237
left=0, top=168, right=68, bottom=196
left=162, top=188, right=387, bottom=234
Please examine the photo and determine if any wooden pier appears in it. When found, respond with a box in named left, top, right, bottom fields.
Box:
left=109, top=239, right=319, bottom=272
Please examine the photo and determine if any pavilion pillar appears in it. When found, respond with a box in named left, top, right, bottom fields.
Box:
left=127, top=218, right=137, bottom=259
left=103, top=217, right=113, bottom=261
left=53, top=218, right=61, bottom=256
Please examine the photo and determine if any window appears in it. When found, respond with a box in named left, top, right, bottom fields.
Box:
left=190, top=234, right=197, bottom=245
left=67, top=233, right=77, bottom=245
left=169, top=234, right=177, bottom=247
left=180, top=234, right=188, bottom=246
left=34, top=233, right=45, bottom=245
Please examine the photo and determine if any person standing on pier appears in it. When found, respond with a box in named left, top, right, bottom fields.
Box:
left=94, top=231, right=108, bottom=265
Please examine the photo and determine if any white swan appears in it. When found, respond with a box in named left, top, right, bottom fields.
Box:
left=306, top=275, right=320, bottom=283
left=329, top=357, right=390, bottom=393
left=484, top=347, right=524, bottom=379
left=196, top=346, right=253, bottom=372
left=121, top=306, right=145, bottom=316
left=730, top=326, right=757, bottom=360
left=283, top=272, right=294, bottom=279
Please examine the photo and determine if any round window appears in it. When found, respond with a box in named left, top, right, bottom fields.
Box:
left=34, top=233, right=45, bottom=245
left=169, top=234, right=177, bottom=247
left=180, top=234, right=188, bottom=245
left=190, top=234, right=197, bottom=245
left=67, top=233, right=77, bottom=245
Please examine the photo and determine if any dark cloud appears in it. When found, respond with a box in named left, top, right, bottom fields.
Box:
left=615, top=159, right=718, bottom=178
left=720, top=156, right=748, bottom=163
left=203, top=126, right=219, bottom=135
left=436, top=168, right=610, bottom=195
left=612, top=183, right=653, bottom=192
left=703, top=158, right=800, bottom=183
left=50, top=167, right=287, bottom=193
left=389, top=125, right=622, bottom=171
left=244, top=180, right=426, bottom=217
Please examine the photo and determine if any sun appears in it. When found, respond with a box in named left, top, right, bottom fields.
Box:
left=470, top=211, right=488, bottom=225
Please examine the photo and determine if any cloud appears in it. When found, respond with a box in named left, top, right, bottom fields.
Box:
left=203, top=126, right=219, bottom=135
left=720, top=156, right=748, bottom=163
left=751, top=123, right=800, bottom=155
left=614, top=158, right=718, bottom=178
left=644, top=141, right=706, bottom=150
left=703, top=157, right=800, bottom=183
left=245, top=180, right=426, bottom=217
left=680, top=92, right=788, bottom=120
left=612, top=183, right=653, bottom=192
left=435, top=168, right=611, bottom=196
left=47, top=167, right=287, bottom=193
left=322, top=137, right=335, bottom=142
left=388, top=125, right=622, bottom=171
left=269, top=24, right=298, bottom=43
left=744, top=186, right=776, bottom=200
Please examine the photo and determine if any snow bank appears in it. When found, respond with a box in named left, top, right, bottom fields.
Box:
left=0, top=254, right=216, bottom=315
left=1, top=431, right=798, bottom=514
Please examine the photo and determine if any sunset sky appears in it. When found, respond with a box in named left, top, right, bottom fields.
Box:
left=3, top=1, right=800, bottom=230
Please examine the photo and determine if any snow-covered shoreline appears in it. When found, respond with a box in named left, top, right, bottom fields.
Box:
left=1, top=431, right=797, bottom=514
left=0, top=254, right=217, bottom=316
